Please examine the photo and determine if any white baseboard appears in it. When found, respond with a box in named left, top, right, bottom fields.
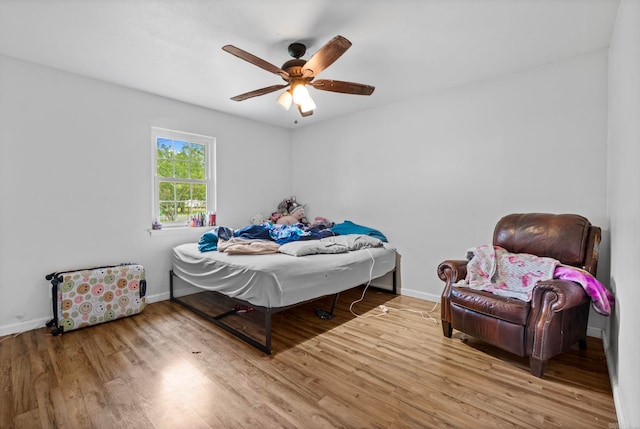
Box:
left=399, top=287, right=441, bottom=302
left=146, top=292, right=170, bottom=303
left=602, top=330, right=626, bottom=429
left=0, top=317, right=51, bottom=337
left=587, top=326, right=603, bottom=339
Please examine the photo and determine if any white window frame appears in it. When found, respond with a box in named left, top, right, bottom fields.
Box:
left=151, top=127, right=216, bottom=229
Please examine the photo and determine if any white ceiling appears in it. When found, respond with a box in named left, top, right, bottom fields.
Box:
left=0, top=0, right=620, bottom=129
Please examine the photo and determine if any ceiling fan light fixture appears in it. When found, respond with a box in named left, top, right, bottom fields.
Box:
left=292, top=83, right=311, bottom=105
left=300, top=96, right=316, bottom=113
left=298, top=105, right=314, bottom=117
left=277, top=90, right=292, bottom=110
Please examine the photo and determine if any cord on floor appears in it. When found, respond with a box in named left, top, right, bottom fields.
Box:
left=349, top=249, right=440, bottom=324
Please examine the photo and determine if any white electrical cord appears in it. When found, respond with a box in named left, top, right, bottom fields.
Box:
left=349, top=249, right=440, bottom=324
left=0, top=332, right=22, bottom=344
left=386, top=302, right=440, bottom=325
left=348, top=249, right=378, bottom=317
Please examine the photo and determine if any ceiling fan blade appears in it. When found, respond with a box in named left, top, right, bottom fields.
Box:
left=230, top=84, right=289, bottom=101
left=301, top=35, right=352, bottom=78
left=222, top=45, right=289, bottom=79
left=311, top=79, right=375, bottom=96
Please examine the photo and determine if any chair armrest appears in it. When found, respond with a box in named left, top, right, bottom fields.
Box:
left=437, top=260, right=468, bottom=285
left=437, top=260, right=468, bottom=324
left=527, top=279, right=590, bottom=361
left=530, top=279, right=589, bottom=312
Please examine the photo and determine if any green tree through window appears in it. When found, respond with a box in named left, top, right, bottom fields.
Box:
left=152, top=128, right=215, bottom=226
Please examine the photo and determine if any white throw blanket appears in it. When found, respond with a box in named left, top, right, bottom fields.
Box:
left=455, top=244, right=559, bottom=301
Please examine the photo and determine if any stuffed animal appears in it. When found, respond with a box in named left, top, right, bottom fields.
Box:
left=269, top=212, right=282, bottom=223
left=276, top=205, right=306, bottom=226
left=250, top=212, right=266, bottom=225
left=310, top=216, right=334, bottom=229
left=274, top=196, right=311, bottom=225
left=276, top=196, right=298, bottom=213
left=277, top=198, right=293, bottom=215
left=275, top=197, right=293, bottom=215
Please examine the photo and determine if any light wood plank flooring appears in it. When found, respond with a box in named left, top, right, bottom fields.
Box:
left=0, top=287, right=617, bottom=428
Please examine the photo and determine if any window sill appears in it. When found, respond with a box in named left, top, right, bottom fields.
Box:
left=148, top=226, right=214, bottom=237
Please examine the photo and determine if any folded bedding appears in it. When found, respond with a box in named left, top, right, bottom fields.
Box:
left=218, top=237, right=281, bottom=255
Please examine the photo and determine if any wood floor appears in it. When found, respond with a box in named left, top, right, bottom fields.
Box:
left=0, top=287, right=617, bottom=428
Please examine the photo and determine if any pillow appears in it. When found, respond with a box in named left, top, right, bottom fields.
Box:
left=330, top=220, right=388, bottom=242
left=279, top=240, right=349, bottom=257
left=333, top=234, right=383, bottom=250
left=278, top=234, right=383, bottom=256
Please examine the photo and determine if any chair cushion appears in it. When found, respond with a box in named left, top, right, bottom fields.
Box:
left=450, top=286, right=530, bottom=325
left=450, top=304, right=526, bottom=356
left=493, top=213, right=590, bottom=267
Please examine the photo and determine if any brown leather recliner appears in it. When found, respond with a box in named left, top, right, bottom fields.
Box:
left=437, top=213, right=601, bottom=377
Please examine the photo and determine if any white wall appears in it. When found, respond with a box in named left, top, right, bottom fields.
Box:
left=292, top=49, right=610, bottom=328
left=0, top=54, right=292, bottom=335
left=606, top=1, right=640, bottom=427
left=0, top=25, right=631, bottom=426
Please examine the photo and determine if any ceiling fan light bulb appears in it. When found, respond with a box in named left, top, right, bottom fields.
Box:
left=300, top=96, right=316, bottom=113
left=277, top=90, right=292, bottom=110
left=292, top=83, right=310, bottom=105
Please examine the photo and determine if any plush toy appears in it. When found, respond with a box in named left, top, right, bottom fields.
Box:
left=276, top=205, right=307, bottom=226
left=273, top=196, right=315, bottom=225
left=269, top=212, right=282, bottom=223
left=276, top=196, right=297, bottom=213
left=277, top=198, right=294, bottom=215
left=250, top=212, right=266, bottom=225
left=311, top=216, right=334, bottom=229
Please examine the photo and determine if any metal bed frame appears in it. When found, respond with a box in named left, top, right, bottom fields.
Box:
left=169, top=267, right=397, bottom=354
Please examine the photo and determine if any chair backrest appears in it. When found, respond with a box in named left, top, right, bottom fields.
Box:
left=493, top=213, right=601, bottom=276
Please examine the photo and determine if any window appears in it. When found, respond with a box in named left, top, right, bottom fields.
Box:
left=151, top=127, right=215, bottom=228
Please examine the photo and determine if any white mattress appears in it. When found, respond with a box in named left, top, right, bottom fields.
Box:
left=171, top=242, right=397, bottom=308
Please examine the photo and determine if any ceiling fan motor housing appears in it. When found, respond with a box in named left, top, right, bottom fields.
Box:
left=281, top=59, right=311, bottom=81
left=287, top=42, right=306, bottom=59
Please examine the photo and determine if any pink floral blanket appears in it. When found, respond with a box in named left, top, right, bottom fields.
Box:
left=456, top=244, right=614, bottom=316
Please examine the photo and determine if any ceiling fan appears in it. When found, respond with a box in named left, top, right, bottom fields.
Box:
left=222, top=35, right=375, bottom=117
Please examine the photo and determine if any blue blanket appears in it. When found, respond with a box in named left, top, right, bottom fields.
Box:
left=330, top=220, right=388, bottom=242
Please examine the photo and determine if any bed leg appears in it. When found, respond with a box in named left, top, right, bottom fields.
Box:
left=169, top=270, right=175, bottom=299
left=316, top=293, right=339, bottom=319
left=265, top=311, right=272, bottom=354
left=392, top=267, right=397, bottom=294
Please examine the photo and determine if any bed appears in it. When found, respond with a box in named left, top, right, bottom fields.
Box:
left=170, top=233, right=398, bottom=354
